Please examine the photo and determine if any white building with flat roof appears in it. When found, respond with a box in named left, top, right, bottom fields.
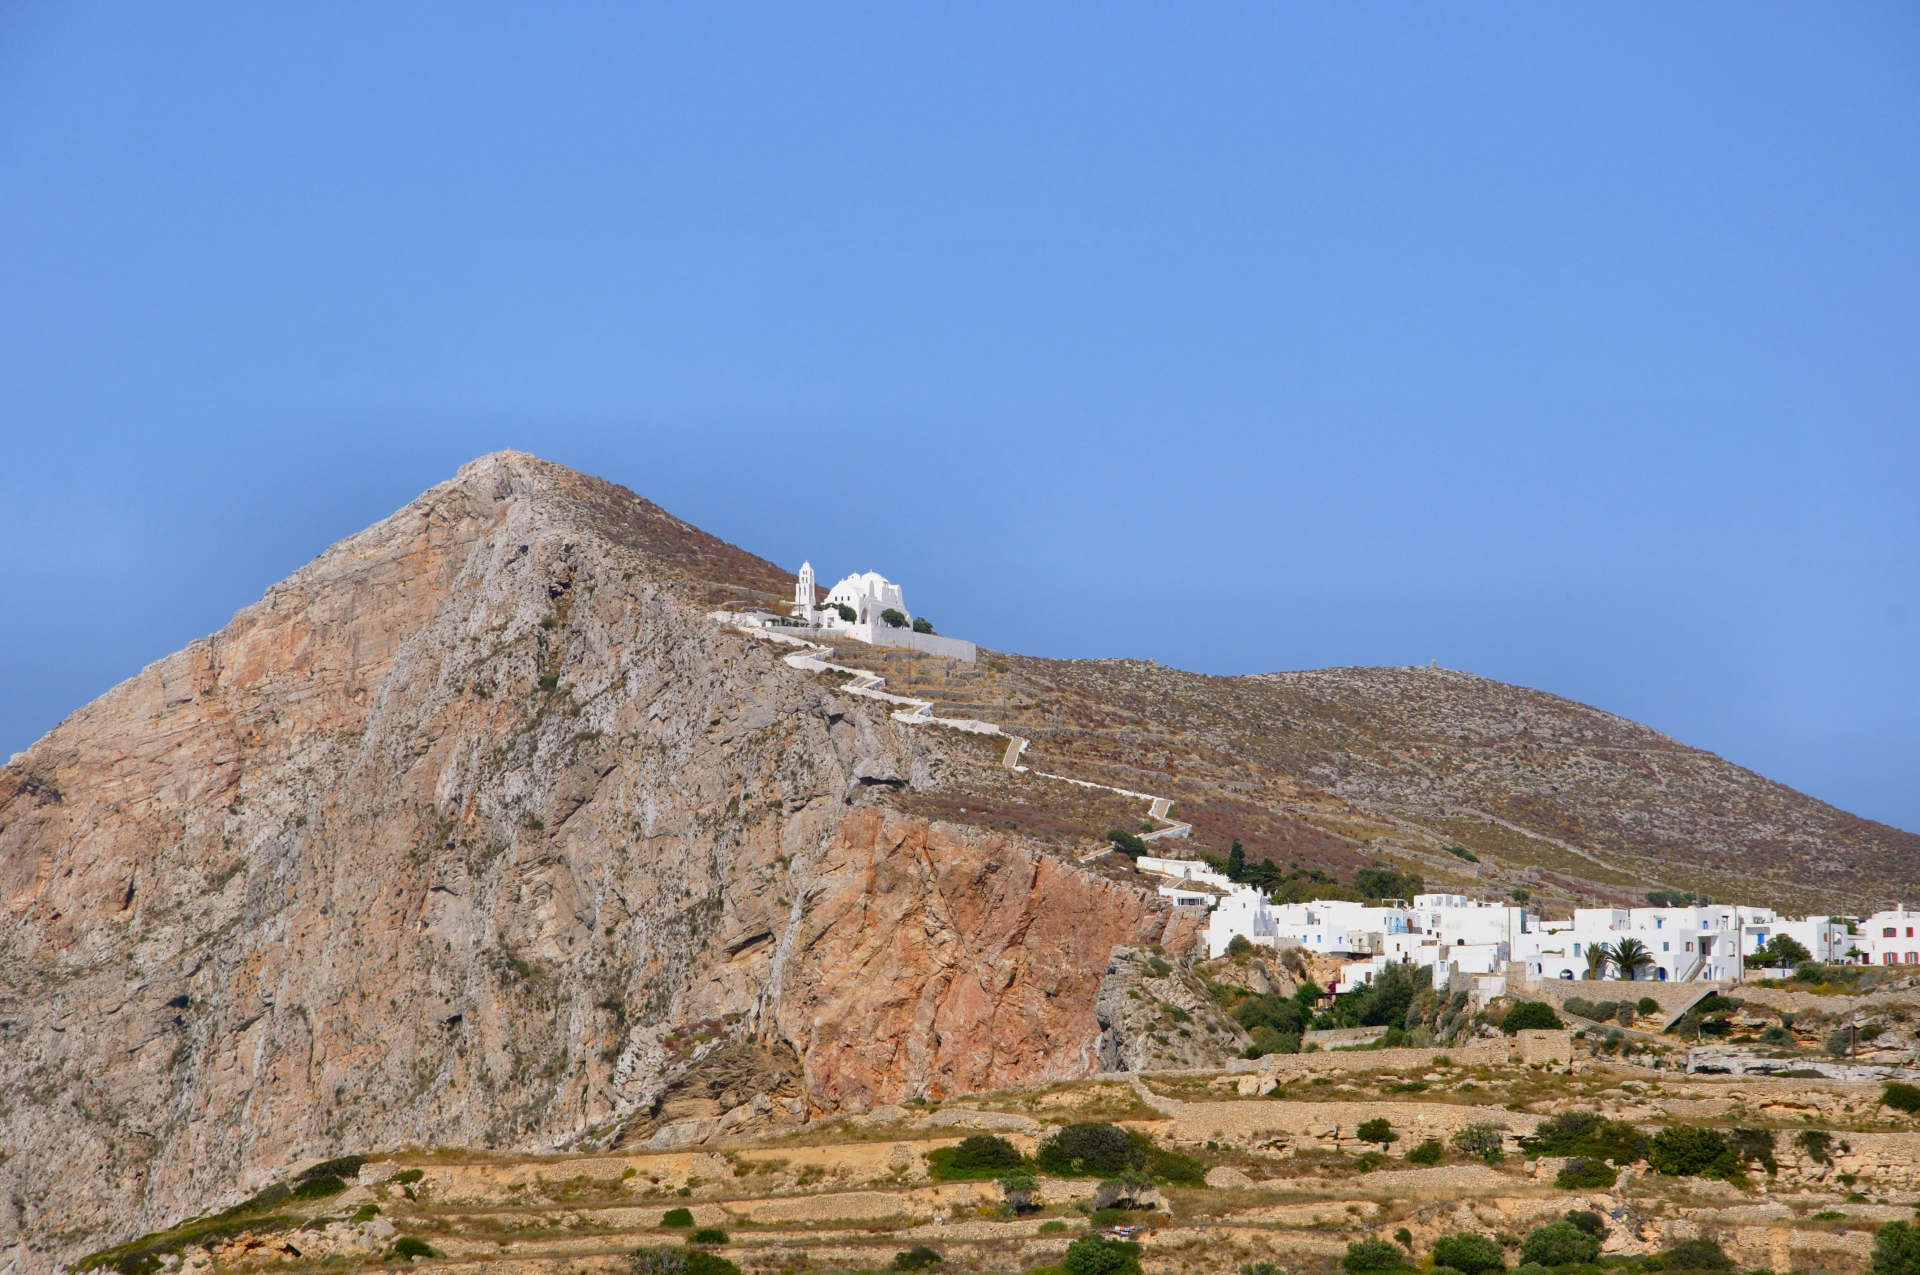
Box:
left=1861, top=906, right=1920, bottom=968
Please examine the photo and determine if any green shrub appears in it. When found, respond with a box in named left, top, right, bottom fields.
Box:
left=1357, top=1118, right=1397, bottom=1145
left=1882, top=1082, right=1920, bottom=1115
left=661, top=1208, right=694, bottom=1227
left=1343, top=1238, right=1413, bottom=1272
left=1500, top=1002, right=1563, bottom=1034
left=392, top=1169, right=425, bottom=1185
left=351, top=1204, right=381, bottom=1223
left=1794, top=1129, right=1835, bottom=1165
left=1649, top=1125, right=1736, bottom=1178
left=1226, top=935, right=1254, bottom=958
left=1555, top=1157, right=1618, bottom=1189
left=893, top=1246, right=942, bottom=1270
left=1038, top=1123, right=1143, bottom=1177
left=290, top=1176, right=347, bottom=1200
left=1644, top=1237, right=1732, bottom=1271
left=1444, top=846, right=1480, bottom=863
left=629, top=1248, right=742, bottom=1275
left=1061, top=1234, right=1142, bottom=1275
left=1406, top=1139, right=1444, bottom=1165
left=1038, top=1221, right=1069, bottom=1234
left=1432, top=1234, right=1505, bottom=1275
left=926, top=1135, right=1025, bottom=1180
left=912, top=617, right=935, bottom=634
left=1637, top=997, right=1660, bottom=1015
left=1565, top=1211, right=1605, bottom=1237
left=1354, top=866, right=1423, bottom=902
left=1874, top=1220, right=1920, bottom=1275
left=880, top=608, right=909, bottom=629
left=1513, top=1264, right=1550, bottom=1275
left=1726, top=1126, right=1778, bottom=1175
left=1523, top=1112, right=1648, bottom=1164
left=689, top=1227, right=728, bottom=1245
left=1246, top=1025, right=1302, bottom=1057
left=1143, top=1142, right=1207, bottom=1185
left=1453, top=1125, right=1507, bottom=1164
left=1106, top=829, right=1149, bottom=858
left=1521, top=1222, right=1600, bottom=1267
left=389, top=1237, right=438, bottom=1261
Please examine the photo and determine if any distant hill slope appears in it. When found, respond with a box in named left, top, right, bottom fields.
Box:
left=828, top=645, right=1918, bottom=914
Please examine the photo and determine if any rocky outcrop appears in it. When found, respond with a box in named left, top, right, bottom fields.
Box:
left=0, top=453, right=1179, bottom=1274
left=1094, top=945, right=1248, bottom=1071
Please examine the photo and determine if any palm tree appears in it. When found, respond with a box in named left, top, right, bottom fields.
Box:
left=1613, top=937, right=1657, bottom=981
left=1584, top=942, right=1615, bottom=981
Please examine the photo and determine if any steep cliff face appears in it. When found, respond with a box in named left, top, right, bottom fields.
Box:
left=0, top=453, right=1181, bottom=1275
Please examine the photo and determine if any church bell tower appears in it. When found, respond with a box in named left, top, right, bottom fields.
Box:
left=794, top=561, right=815, bottom=622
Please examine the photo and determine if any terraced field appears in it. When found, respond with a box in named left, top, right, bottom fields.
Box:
left=84, top=1053, right=1920, bottom=1275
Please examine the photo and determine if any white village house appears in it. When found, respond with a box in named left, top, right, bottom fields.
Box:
left=1861, top=905, right=1920, bottom=967
left=1139, top=852, right=1874, bottom=994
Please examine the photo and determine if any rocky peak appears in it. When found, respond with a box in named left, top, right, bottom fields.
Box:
left=0, top=453, right=1183, bottom=1275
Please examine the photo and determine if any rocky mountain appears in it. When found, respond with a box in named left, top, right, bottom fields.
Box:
left=0, top=453, right=1187, bottom=1275
left=2, top=451, right=1910, bottom=1273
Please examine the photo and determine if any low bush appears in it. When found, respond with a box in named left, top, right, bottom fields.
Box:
left=1500, top=1002, right=1563, bottom=1034
left=1637, top=997, right=1660, bottom=1015
left=1406, top=1139, right=1444, bottom=1165
left=1520, top=1221, right=1600, bottom=1267
left=1061, top=1234, right=1142, bottom=1275
left=1431, top=1232, right=1506, bottom=1275
left=391, top=1169, right=425, bottom=1186
left=1794, top=1129, right=1835, bottom=1165
left=1523, top=1111, right=1648, bottom=1164
left=893, top=1246, right=942, bottom=1270
left=689, top=1227, right=728, bottom=1245
left=1357, top=1118, right=1397, bottom=1145
left=290, top=1176, right=347, bottom=1200
left=660, top=1208, right=694, bottom=1227
left=389, top=1237, right=438, bottom=1261
left=1555, top=1158, right=1618, bottom=1190
left=1649, top=1124, right=1736, bottom=1178
left=1342, top=1237, right=1413, bottom=1272
left=1643, top=1237, right=1732, bottom=1271
left=1874, top=1220, right=1920, bottom=1275
left=1565, top=1211, right=1606, bottom=1238
left=629, top=1248, right=741, bottom=1275
left=1036, top=1123, right=1200, bottom=1183
left=1883, top=1082, right=1920, bottom=1114
left=926, top=1135, right=1026, bottom=1180
left=1453, top=1125, right=1507, bottom=1164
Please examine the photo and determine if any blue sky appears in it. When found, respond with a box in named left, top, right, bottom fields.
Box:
left=2, top=4, right=1916, bottom=832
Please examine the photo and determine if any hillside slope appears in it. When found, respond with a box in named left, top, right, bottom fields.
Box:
left=823, top=646, right=1918, bottom=914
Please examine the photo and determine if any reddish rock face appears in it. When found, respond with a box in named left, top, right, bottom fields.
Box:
left=784, top=809, right=1170, bottom=1107
left=0, top=453, right=1181, bottom=1275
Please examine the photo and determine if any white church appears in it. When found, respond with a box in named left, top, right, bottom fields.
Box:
left=787, top=562, right=977, bottom=662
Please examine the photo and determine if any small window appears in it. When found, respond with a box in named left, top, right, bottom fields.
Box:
left=1886, top=928, right=1898, bottom=938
